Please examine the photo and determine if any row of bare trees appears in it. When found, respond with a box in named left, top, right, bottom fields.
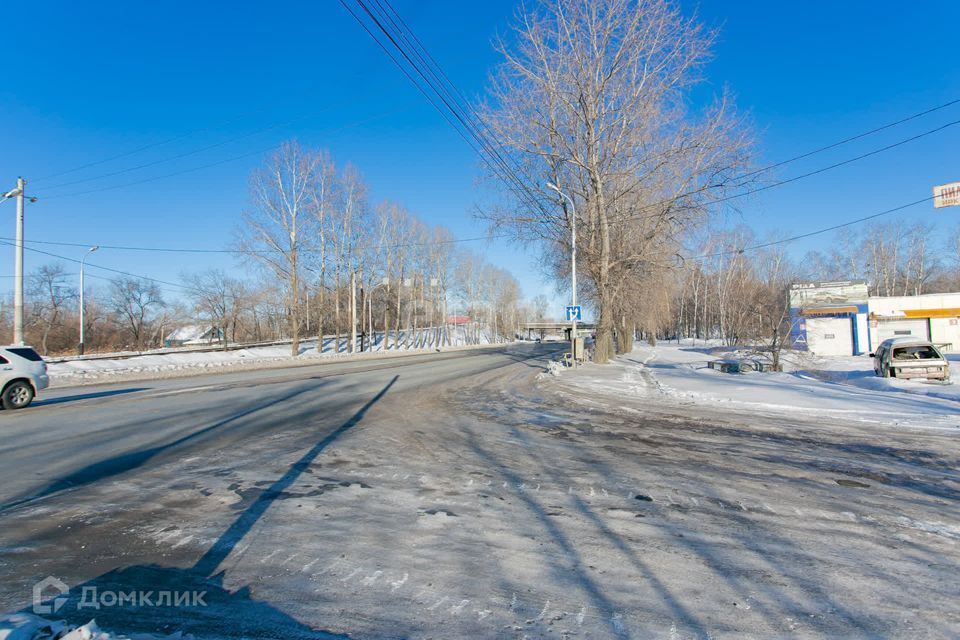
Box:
left=641, top=221, right=960, bottom=367
left=3, top=141, right=533, bottom=356
left=235, top=141, right=528, bottom=357
left=0, top=267, right=168, bottom=355
left=804, top=221, right=949, bottom=297
left=2, top=245, right=530, bottom=357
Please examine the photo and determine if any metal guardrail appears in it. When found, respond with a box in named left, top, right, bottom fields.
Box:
left=44, top=337, right=314, bottom=363
left=44, top=328, right=497, bottom=364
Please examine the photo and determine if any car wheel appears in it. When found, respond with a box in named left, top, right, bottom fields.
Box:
left=2, top=381, right=34, bottom=410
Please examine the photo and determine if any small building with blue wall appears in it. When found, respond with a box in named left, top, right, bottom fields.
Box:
left=789, top=280, right=870, bottom=356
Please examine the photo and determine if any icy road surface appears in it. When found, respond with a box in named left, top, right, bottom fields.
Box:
left=0, top=343, right=957, bottom=638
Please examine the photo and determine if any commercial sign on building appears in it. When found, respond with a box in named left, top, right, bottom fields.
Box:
left=934, top=182, right=960, bottom=209
left=788, top=280, right=869, bottom=309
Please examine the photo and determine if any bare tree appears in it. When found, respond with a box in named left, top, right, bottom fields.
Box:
left=237, top=141, right=318, bottom=356
left=482, top=0, right=752, bottom=362
left=109, top=276, right=164, bottom=349
left=27, top=263, right=77, bottom=355
left=182, top=269, right=247, bottom=350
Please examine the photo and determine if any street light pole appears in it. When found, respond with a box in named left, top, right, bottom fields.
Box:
left=13, top=178, right=25, bottom=346
left=79, top=246, right=99, bottom=355
left=547, top=182, right=578, bottom=366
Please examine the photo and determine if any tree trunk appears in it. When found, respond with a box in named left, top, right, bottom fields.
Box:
left=289, top=258, right=300, bottom=357
left=395, top=272, right=403, bottom=351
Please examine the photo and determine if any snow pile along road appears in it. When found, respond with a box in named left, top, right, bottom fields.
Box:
left=563, top=342, right=960, bottom=430
left=46, top=326, right=496, bottom=386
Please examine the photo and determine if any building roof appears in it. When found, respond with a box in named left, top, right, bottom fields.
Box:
left=166, top=324, right=212, bottom=342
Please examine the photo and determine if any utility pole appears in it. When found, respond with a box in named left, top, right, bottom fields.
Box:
left=13, top=178, right=25, bottom=345
left=350, top=271, right=357, bottom=353
left=79, top=246, right=99, bottom=355
left=547, top=182, right=578, bottom=366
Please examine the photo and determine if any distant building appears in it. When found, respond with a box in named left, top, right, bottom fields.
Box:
left=164, top=324, right=224, bottom=348
left=867, top=293, right=960, bottom=352
left=446, top=315, right=471, bottom=326
left=789, top=281, right=869, bottom=356
left=790, top=281, right=960, bottom=355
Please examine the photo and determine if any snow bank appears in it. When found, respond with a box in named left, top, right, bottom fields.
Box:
left=0, top=614, right=188, bottom=640
left=561, top=342, right=960, bottom=430
left=47, top=326, right=496, bottom=386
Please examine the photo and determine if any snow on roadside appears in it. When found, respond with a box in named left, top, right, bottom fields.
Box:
left=0, top=614, right=188, bottom=640
left=561, top=341, right=960, bottom=430
left=46, top=326, right=494, bottom=386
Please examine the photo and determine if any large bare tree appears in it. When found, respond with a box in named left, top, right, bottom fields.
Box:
left=238, top=141, right=319, bottom=356
left=483, top=0, right=752, bottom=362
left=27, top=263, right=77, bottom=355
left=109, top=276, right=164, bottom=349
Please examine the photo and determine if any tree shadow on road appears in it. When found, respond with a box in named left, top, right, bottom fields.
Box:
left=31, top=387, right=150, bottom=407
left=20, top=376, right=398, bottom=639
left=0, top=382, right=331, bottom=514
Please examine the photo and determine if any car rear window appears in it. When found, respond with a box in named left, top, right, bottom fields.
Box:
left=892, top=345, right=939, bottom=360
left=6, top=347, right=43, bottom=362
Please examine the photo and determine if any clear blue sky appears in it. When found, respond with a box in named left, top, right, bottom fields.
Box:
left=1, top=1, right=958, bottom=314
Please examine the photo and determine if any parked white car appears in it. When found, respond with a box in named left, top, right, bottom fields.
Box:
left=871, top=337, right=950, bottom=381
left=0, top=346, right=50, bottom=409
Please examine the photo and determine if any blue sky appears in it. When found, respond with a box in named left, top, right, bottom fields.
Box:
left=1, top=1, right=958, bottom=314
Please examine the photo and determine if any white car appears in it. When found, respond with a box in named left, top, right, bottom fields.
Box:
left=870, top=337, right=950, bottom=382
left=0, top=345, right=50, bottom=409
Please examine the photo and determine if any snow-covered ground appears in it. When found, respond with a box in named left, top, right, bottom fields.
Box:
left=561, top=341, right=960, bottom=430
left=0, top=614, right=187, bottom=639
left=46, top=326, right=499, bottom=386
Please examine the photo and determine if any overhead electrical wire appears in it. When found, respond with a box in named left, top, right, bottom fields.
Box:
left=38, top=111, right=327, bottom=192
left=0, top=232, right=511, bottom=255
left=36, top=110, right=396, bottom=200
left=338, top=0, right=551, bottom=220
left=682, top=194, right=936, bottom=262
left=338, top=0, right=960, bottom=237
left=31, top=87, right=363, bottom=184
left=600, top=118, right=960, bottom=229
left=0, top=239, right=208, bottom=294
left=735, top=98, right=960, bottom=181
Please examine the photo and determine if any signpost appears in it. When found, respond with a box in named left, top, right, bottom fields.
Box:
left=565, top=305, right=582, bottom=366
left=934, top=182, right=960, bottom=209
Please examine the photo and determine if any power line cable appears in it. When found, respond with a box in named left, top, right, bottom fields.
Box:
left=682, top=194, right=935, bottom=262
left=31, top=88, right=358, bottom=183
left=36, top=111, right=396, bottom=200
left=595, top=118, right=960, bottom=229
left=735, top=97, right=960, bottom=181
left=372, top=0, right=568, bottom=226
left=339, top=0, right=550, bottom=219
left=361, top=1, right=960, bottom=232
left=0, top=239, right=207, bottom=294
left=39, top=110, right=328, bottom=192
left=357, top=1, right=960, bottom=232
left=0, top=232, right=510, bottom=255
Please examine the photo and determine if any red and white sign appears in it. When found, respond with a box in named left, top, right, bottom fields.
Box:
left=934, top=182, right=960, bottom=209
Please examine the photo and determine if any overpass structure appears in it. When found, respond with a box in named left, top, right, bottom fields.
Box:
left=519, top=321, right=595, bottom=340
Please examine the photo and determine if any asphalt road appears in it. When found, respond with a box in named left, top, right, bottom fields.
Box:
left=0, top=342, right=958, bottom=639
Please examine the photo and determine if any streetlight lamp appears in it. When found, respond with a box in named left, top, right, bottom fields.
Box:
left=546, top=182, right=578, bottom=366
left=79, top=246, right=98, bottom=355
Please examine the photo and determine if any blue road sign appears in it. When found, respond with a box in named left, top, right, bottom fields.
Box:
left=565, top=305, right=582, bottom=322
